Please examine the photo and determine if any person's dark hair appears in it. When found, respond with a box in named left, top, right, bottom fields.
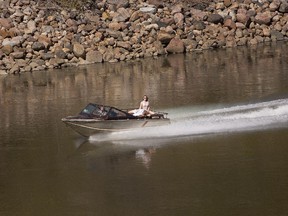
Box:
left=143, top=95, right=148, bottom=101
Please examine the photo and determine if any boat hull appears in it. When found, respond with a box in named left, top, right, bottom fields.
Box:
left=62, top=118, right=170, bottom=137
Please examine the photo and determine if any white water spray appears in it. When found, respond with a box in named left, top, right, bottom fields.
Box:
left=89, top=99, right=288, bottom=142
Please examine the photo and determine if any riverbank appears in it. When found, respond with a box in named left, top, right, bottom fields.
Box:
left=0, top=0, right=288, bottom=74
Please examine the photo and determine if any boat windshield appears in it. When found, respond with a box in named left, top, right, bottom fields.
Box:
left=81, top=104, right=97, bottom=115
left=79, top=103, right=131, bottom=119
left=107, top=107, right=129, bottom=119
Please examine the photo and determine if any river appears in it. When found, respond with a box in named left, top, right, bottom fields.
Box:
left=1, top=41, right=288, bottom=216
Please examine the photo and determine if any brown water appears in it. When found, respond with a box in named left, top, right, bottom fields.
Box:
left=1, top=42, right=288, bottom=216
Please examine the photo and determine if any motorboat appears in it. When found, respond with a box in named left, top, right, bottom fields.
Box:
left=62, top=103, right=170, bottom=137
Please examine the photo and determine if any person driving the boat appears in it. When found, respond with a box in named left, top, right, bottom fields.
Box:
left=129, top=95, right=154, bottom=116
left=99, top=105, right=107, bottom=116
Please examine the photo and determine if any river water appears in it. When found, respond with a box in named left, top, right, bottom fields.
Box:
left=1, top=42, right=288, bottom=216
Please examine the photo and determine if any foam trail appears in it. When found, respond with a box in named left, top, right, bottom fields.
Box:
left=89, top=98, right=288, bottom=142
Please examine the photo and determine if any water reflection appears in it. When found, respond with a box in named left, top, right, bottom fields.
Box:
left=1, top=42, right=288, bottom=153
left=1, top=42, right=288, bottom=216
left=1, top=42, right=288, bottom=106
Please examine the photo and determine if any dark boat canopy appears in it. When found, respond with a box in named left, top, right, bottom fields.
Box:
left=79, top=103, right=136, bottom=120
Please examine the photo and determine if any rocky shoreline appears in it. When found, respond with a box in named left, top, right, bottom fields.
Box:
left=0, top=0, right=288, bottom=74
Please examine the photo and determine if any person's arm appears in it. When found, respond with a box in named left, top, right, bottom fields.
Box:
left=147, top=103, right=150, bottom=111
left=139, top=101, right=143, bottom=109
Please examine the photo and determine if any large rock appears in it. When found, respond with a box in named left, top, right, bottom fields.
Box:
left=224, top=18, right=236, bottom=29
left=147, top=0, right=164, bottom=8
left=11, top=51, right=25, bottom=59
left=145, top=23, right=159, bottom=31
left=193, top=21, right=206, bottom=30
left=73, top=43, right=85, bottom=58
left=166, top=38, right=185, bottom=53
left=107, top=0, right=129, bottom=9
left=236, top=10, right=250, bottom=25
left=41, top=53, right=54, bottom=60
left=190, top=8, right=207, bottom=21
left=106, top=29, right=123, bottom=39
left=49, top=58, right=66, bottom=67
left=255, top=12, right=272, bottom=25
left=182, top=39, right=198, bottom=51
left=207, top=14, right=224, bottom=24
left=109, top=22, right=126, bottom=31
left=0, top=18, right=13, bottom=28
left=113, top=8, right=130, bottom=22
left=271, top=30, right=284, bottom=40
left=153, top=41, right=166, bottom=55
left=171, top=4, right=182, bottom=15
left=86, top=50, right=103, bottom=63
left=279, top=2, right=288, bottom=13
left=55, top=49, right=67, bottom=59
left=103, top=48, right=115, bottom=62
left=37, top=35, right=52, bottom=48
left=269, top=1, right=281, bottom=11
left=0, top=70, right=7, bottom=75
left=130, top=11, right=143, bottom=22
left=32, top=42, right=45, bottom=51
left=1, top=45, right=13, bottom=55
left=25, top=20, right=36, bottom=34
left=157, top=30, right=174, bottom=44
left=2, top=36, right=23, bottom=47
left=139, top=7, right=157, bottom=14
left=174, top=13, right=184, bottom=25
left=117, top=41, right=132, bottom=51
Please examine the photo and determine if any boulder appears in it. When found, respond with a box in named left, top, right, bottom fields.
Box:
left=207, top=14, right=224, bottom=24
left=224, top=18, right=236, bottom=29
left=2, top=36, right=23, bottom=47
left=10, top=64, right=20, bottom=74
left=1, top=45, right=13, bottom=55
left=107, top=0, right=129, bottom=9
left=171, top=4, right=182, bottom=15
left=193, top=21, right=206, bottom=30
left=32, top=42, right=45, bottom=51
left=103, top=48, right=115, bottom=62
left=11, top=51, right=25, bottom=59
left=0, top=18, right=13, bottom=28
left=255, top=12, right=272, bottom=25
left=157, top=30, right=174, bottom=44
left=236, top=13, right=250, bottom=25
left=139, top=7, right=157, bottom=14
left=174, top=13, right=184, bottom=25
left=147, top=0, right=164, bottom=8
left=86, top=50, right=103, bottom=63
left=166, top=38, right=185, bottom=53
left=153, top=40, right=166, bottom=55
left=109, top=22, right=124, bottom=31
left=112, top=8, right=130, bottom=22
left=26, top=20, right=36, bottom=34
left=55, top=49, right=67, bottom=59
left=37, top=35, right=52, bottom=48
left=0, top=70, right=7, bottom=75
left=223, top=0, right=232, bottom=7
left=73, top=43, right=85, bottom=58
left=279, top=2, right=288, bottom=13
left=41, top=53, right=54, bottom=60
left=190, top=8, right=207, bottom=21
left=271, top=30, right=284, bottom=40
left=117, top=41, right=132, bottom=51
left=49, top=58, right=66, bottom=67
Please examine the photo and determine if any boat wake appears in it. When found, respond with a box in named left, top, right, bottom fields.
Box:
left=89, top=98, right=288, bottom=143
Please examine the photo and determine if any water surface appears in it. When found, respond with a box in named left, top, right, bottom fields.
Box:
left=1, top=42, right=288, bottom=216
